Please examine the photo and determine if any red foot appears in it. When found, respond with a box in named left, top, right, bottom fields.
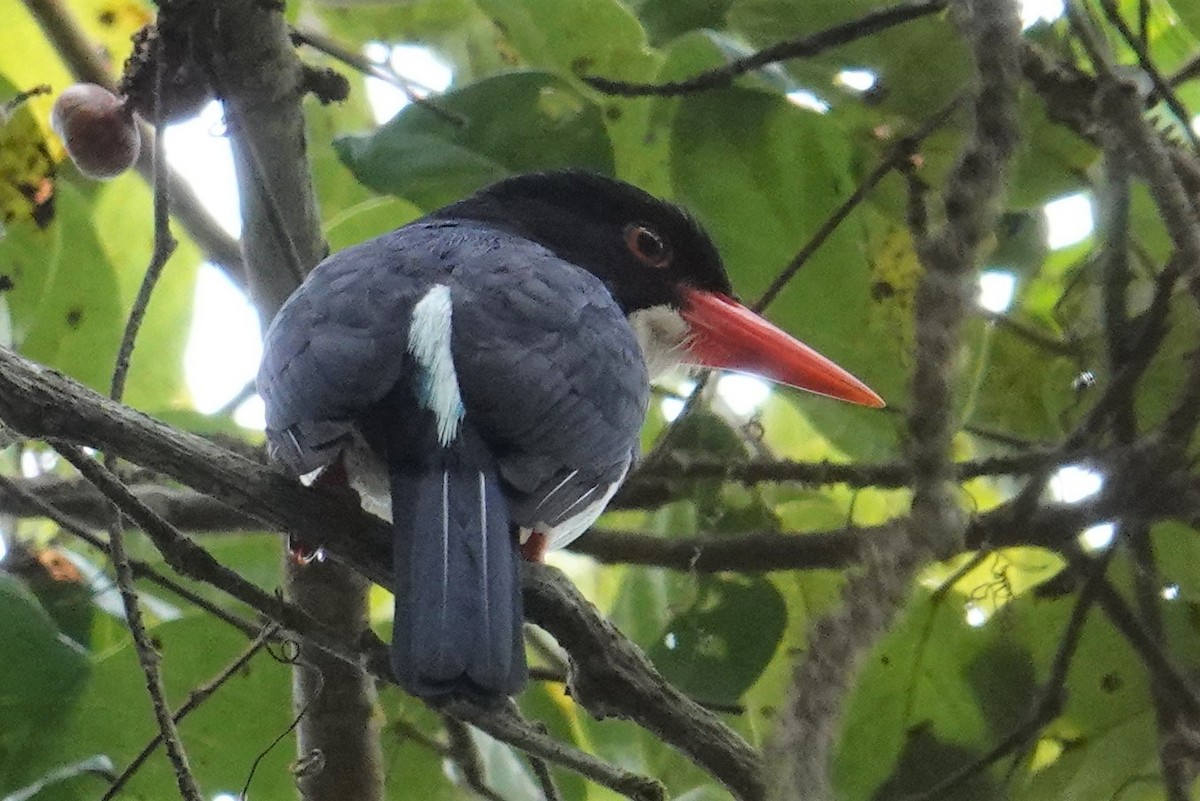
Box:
left=287, top=535, right=324, bottom=565
left=290, top=456, right=351, bottom=565
left=521, top=531, right=548, bottom=563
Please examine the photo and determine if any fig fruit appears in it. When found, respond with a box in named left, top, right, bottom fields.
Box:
left=51, top=83, right=140, bottom=180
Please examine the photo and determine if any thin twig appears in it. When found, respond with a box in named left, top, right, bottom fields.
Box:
left=1065, top=0, right=1116, bottom=75
left=60, top=449, right=203, bottom=801
left=528, top=752, right=564, bottom=801
left=110, top=72, right=177, bottom=406
left=1161, top=352, right=1200, bottom=445
left=522, top=567, right=761, bottom=800
left=582, top=0, right=947, bottom=96
left=0, top=472, right=259, bottom=637
left=86, top=43, right=203, bottom=799
left=1095, top=74, right=1200, bottom=276
left=1097, top=0, right=1200, bottom=153
left=1098, top=128, right=1136, bottom=440
left=446, top=698, right=666, bottom=801
left=1124, top=521, right=1192, bottom=801
left=101, top=625, right=280, bottom=801
left=288, top=27, right=464, bottom=126
left=907, top=546, right=1107, bottom=801
left=441, top=716, right=512, bottom=801
left=51, top=442, right=361, bottom=661
left=389, top=717, right=450, bottom=756
left=753, top=96, right=963, bottom=312
left=1093, top=574, right=1200, bottom=718
left=979, top=311, right=1083, bottom=358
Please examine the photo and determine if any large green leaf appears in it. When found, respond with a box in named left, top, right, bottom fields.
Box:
left=91, top=174, right=200, bottom=414
left=0, top=185, right=123, bottom=394
left=726, top=0, right=969, bottom=120
left=670, top=87, right=901, bottom=457
left=0, top=574, right=90, bottom=794
left=325, top=196, right=425, bottom=252
left=474, top=0, right=658, bottom=83
left=638, top=0, right=734, bottom=46
left=833, top=588, right=996, bottom=801
left=335, top=71, right=614, bottom=209
left=474, top=0, right=665, bottom=185
left=648, top=574, right=787, bottom=705
left=27, top=615, right=295, bottom=801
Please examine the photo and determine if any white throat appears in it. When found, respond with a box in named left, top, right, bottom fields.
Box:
left=627, top=305, right=692, bottom=379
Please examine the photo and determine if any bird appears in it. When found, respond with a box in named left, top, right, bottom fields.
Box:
left=257, top=170, right=883, bottom=699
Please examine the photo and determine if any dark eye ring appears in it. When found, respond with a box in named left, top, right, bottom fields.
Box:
left=624, top=224, right=672, bottom=268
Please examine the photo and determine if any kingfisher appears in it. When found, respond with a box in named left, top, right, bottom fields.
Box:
left=258, top=171, right=883, bottom=699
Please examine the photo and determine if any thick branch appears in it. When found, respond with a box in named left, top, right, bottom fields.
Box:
left=523, top=567, right=764, bottom=801
left=764, top=2, right=1024, bottom=798
left=0, top=346, right=761, bottom=794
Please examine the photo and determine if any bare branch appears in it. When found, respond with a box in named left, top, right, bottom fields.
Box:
left=582, top=0, right=947, bottom=97
left=754, top=96, right=963, bottom=312
left=56, top=445, right=203, bottom=801
left=765, top=2, right=1025, bottom=797
left=524, top=567, right=763, bottom=800
left=101, top=625, right=279, bottom=801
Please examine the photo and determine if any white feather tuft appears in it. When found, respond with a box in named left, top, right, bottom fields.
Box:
left=408, top=285, right=465, bottom=445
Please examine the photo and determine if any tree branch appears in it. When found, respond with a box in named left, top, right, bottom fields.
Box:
left=56, top=445, right=203, bottom=801
left=582, top=0, right=947, bottom=97
left=764, top=2, right=1024, bottom=797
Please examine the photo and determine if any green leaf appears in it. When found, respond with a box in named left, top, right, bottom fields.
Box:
left=726, top=0, right=969, bottom=119
left=0, top=574, right=90, bottom=794
left=377, top=687, right=463, bottom=801
left=325, top=196, right=425, bottom=253
left=648, top=575, right=787, bottom=705
left=91, top=174, right=200, bottom=414
left=869, top=725, right=998, bottom=801
left=670, top=87, right=900, bottom=457
left=638, top=0, right=734, bottom=46
left=1008, top=92, right=1096, bottom=210
left=27, top=615, right=295, bottom=801
left=315, top=0, right=509, bottom=83
left=966, top=323, right=1079, bottom=442
left=833, top=589, right=994, bottom=801
left=0, top=184, right=123, bottom=394
left=473, top=0, right=665, bottom=185
left=306, top=73, right=383, bottom=225
left=335, top=71, right=614, bottom=209
left=475, top=0, right=657, bottom=82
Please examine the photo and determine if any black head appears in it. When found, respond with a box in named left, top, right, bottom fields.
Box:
left=432, top=170, right=733, bottom=313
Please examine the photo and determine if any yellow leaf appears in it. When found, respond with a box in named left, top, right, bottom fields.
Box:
left=0, top=92, right=56, bottom=229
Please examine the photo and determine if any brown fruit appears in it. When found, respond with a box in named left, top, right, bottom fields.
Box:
left=51, top=83, right=141, bottom=180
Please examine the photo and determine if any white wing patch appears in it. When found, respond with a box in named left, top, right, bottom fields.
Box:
left=408, top=284, right=465, bottom=445
left=538, top=462, right=630, bottom=551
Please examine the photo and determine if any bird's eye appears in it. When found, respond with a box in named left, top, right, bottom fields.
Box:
left=624, top=224, right=672, bottom=268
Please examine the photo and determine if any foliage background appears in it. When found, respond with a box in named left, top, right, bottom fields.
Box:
left=0, top=0, right=1197, bottom=800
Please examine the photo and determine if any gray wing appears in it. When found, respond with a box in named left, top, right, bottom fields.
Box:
left=257, top=226, right=450, bottom=474
left=447, top=253, right=648, bottom=530
left=258, top=220, right=650, bottom=531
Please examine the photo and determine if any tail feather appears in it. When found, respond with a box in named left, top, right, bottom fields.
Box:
left=389, top=438, right=525, bottom=697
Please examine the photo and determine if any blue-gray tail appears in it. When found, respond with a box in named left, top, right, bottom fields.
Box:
left=387, top=433, right=526, bottom=698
